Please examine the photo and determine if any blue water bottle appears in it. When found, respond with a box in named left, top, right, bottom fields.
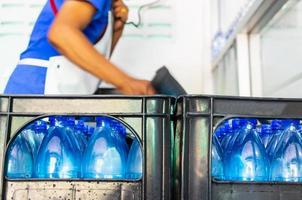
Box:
left=259, top=124, right=273, bottom=148
left=270, top=120, right=302, bottom=182
left=33, top=120, right=47, bottom=155
left=231, top=119, right=258, bottom=145
left=63, top=117, right=81, bottom=152
left=116, top=122, right=129, bottom=154
left=110, top=120, right=129, bottom=162
left=222, top=118, right=241, bottom=152
left=84, top=126, right=95, bottom=142
left=221, top=121, right=234, bottom=150
left=6, top=134, right=33, bottom=178
left=211, top=134, right=224, bottom=180
left=266, top=120, right=283, bottom=160
left=36, top=117, right=81, bottom=178
left=214, top=125, right=224, bottom=142
left=75, top=120, right=88, bottom=153
left=126, top=139, right=143, bottom=179
left=224, top=120, right=269, bottom=181
left=82, top=117, right=126, bottom=179
left=20, top=124, right=36, bottom=158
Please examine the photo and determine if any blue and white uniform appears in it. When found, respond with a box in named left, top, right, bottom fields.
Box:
left=4, top=0, right=112, bottom=94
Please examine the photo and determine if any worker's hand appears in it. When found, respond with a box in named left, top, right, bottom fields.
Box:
left=113, top=0, right=129, bottom=32
left=118, top=78, right=157, bottom=95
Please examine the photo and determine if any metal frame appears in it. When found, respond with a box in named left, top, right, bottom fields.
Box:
left=4, top=114, right=143, bottom=182
left=0, top=95, right=175, bottom=200
left=175, top=95, right=302, bottom=200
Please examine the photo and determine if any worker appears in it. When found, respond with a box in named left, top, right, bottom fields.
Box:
left=4, top=0, right=156, bottom=95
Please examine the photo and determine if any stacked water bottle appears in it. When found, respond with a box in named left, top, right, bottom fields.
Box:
left=6, top=116, right=142, bottom=180
left=212, top=118, right=302, bottom=182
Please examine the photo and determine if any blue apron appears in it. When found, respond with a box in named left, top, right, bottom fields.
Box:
left=4, top=0, right=112, bottom=94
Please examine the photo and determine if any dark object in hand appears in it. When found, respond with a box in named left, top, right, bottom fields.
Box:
left=151, top=66, right=187, bottom=96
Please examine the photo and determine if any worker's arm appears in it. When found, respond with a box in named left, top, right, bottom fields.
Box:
left=111, top=0, right=128, bottom=53
left=48, top=0, right=155, bottom=95
left=111, top=22, right=124, bottom=54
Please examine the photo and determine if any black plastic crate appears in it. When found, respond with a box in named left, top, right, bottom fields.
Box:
left=174, top=95, right=302, bottom=200
left=0, top=95, right=174, bottom=200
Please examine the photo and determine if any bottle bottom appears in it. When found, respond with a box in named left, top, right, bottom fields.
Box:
left=82, top=173, right=124, bottom=179
left=7, top=172, right=32, bottom=179
left=125, top=173, right=142, bottom=180
left=35, top=171, right=80, bottom=179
